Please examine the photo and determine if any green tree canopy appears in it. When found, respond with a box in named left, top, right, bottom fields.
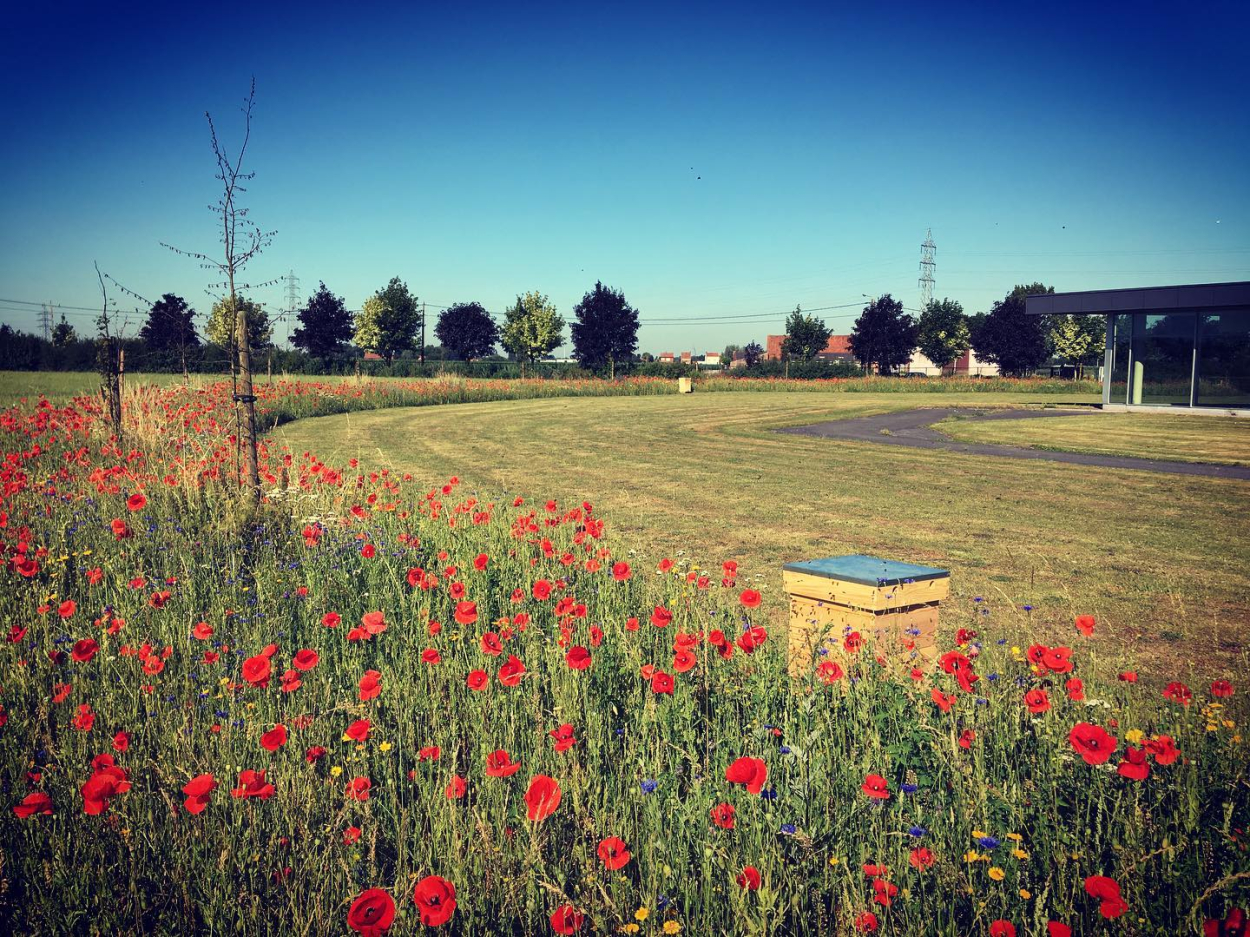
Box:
left=138, top=294, right=199, bottom=351
left=354, top=277, right=421, bottom=363
left=570, top=281, right=639, bottom=378
left=205, top=295, right=271, bottom=352
left=915, top=298, right=970, bottom=372
left=849, top=294, right=917, bottom=374
left=292, top=282, right=354, bottom=359
left=969, top=283, right=1054, bottom=377
left=435, top=302, right=499, bottom=363
left=781, top=306, right=833, bottom=361
left=743, top=341, right=764, bottom=368
left=51, top=315, right=77, bottom=347
left=500, top=291, right=564, bottom=373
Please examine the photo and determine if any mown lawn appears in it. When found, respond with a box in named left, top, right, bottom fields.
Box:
left=279, top=391, right=1248, bottom=676
left=935, top=411, right=1250, bottom=467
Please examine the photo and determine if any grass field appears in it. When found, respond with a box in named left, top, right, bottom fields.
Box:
left=937, top=411, right=1250, bottom=467
left=280, top=391, right=1248, bottom=676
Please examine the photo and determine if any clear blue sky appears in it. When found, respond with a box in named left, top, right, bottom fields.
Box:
left=2, top=0, right=1246, bottom=354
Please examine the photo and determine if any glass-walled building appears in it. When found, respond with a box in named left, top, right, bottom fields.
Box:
left=1026, top=282, right=1250, bottom=411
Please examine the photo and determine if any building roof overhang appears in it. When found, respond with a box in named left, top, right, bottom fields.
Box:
left=1025, top=281, right=1250, bottom=316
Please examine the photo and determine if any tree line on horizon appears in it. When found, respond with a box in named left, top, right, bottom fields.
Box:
left=3, top=280, right=1103, bottom=379
left=771, top=283, right=1105, bottom=378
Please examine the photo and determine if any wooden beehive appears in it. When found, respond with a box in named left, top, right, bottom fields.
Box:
left=783, top=554, right=949, bottom=677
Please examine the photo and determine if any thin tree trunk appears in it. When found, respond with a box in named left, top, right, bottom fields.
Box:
left=233, top=282, right=261, bottom=503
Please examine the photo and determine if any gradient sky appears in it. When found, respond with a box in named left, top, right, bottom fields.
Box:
left=2, top=1, right=1247, bottom=354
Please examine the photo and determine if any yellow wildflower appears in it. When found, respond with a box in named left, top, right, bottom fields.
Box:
left=1125, top=729, right=1145, bottom=744
left=330, top=765, right=343, bottom=777
left=635, top=909, right=649, bottom=923
left=1005, top=833, right=1023, bottom=842
left=379, top=741, right=392, bottom=752
left=829, top=856, right=840, bottom=866
left=621, top=926, right=640, bottom=935
left=971, top=829, right=988, bottom=839
left=988, top=867, right=1005, bottom=881
left=663, top=923, right=681, bottom=935
left=1020, top=889, right=1032, bottom=900
left=1013, top=848, right=1030, bottom=860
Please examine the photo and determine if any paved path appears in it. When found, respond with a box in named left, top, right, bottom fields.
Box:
left=779, top=408, right=1250, bottom=480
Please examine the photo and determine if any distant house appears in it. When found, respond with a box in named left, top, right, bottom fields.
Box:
left=680, top=351, right=692, bottom=364
left=764, top=334, right=854, bottom=362
left=658, top=352, right=675, bottom=363
left=363, top=352, right=384, bottom=361
left=703, top=352, right=722, bottom=366
left=729, top=353, right=748, bottom=370
left=905, top=349, right=999, bottom=377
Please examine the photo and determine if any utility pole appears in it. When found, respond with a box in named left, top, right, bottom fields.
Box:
left=41, top=302, right=54, bottom=341
left=420, top=302, right=426, bottom=365
left=919, top=228, right=936, bottom=310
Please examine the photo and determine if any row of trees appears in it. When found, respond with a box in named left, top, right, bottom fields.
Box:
left=72, top=277, right=643, bottom=374
left=777, top=285, right=1104, bottom=377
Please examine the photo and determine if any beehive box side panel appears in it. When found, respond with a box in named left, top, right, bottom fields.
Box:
left=787, top=597, right=941, bottom=676
left=782, top=571, right=950, bottom=611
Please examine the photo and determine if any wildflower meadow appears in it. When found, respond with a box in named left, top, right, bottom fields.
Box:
left=2, top=381, right=1247, bottom=935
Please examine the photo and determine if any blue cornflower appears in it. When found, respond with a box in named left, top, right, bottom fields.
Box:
left=779, top=823, right=797, bottom=835
left=978, top=836, right=999, bottom=849
left=908, top=825, right=927, bottom=838
left=760, top=788, right=778, bottom=801
left=986, top=673, right=999, bottom=681
left=640, top=779, right=658, bottom=794
left=901, top=783, right=918, bottom=794
left=779, top=745, right=791, bottom=754
left=1022, top=604, right=1034, bottom=611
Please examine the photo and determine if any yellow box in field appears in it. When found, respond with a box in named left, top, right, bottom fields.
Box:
left=783, top=555, right=949, bottom=677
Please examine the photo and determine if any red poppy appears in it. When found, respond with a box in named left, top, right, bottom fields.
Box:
left=345, top=776, right=372, bottom=801
left=651, top=671, right=674, bottom=695
left=650, top=606, right=673, bottom=628
left=1211, top=680, right=1235, bottom=698
left=855, top=911, right=879, bottom=932
left=532, top=580, right=553, bottom=601
left=738, top=626, right=768, bottom=654
left=612, top=561, right=631, bottom=581
left=422, top=648, right=442, bottom=665
left=322, top=612, right=341, bottom=628
left=673, top=650, right=697, bottom=673
left=292, top=648, right=319, bottom=671
left=445, top=776, right=467, bottom=799
left=126, top=492, right=147, bottom=512
left=1203, top=907, right=1247, bottom=936
left=71, top=638, right=99, bottom=663
left=737, top=865, right=762, bottom=890
left=346, top=719, right=371, bottom=742
left=306, top=746, right=327, bottom=763
left=872, top=879, right=898, bottom=907
left=359, top=669, right=382, bottom=701
left=739, top=589, right=762, bottom=609
left=710, top=802, right=735, bottom=829
left=82, top=760, right=131, bottom=814
left=550, top=905, right=584, bottom=935
left=989, top=922, right=1016, bottom=937
left=862, top=774, right=890, bottom=799
left=260, top=725, right=288, bottom=751
left=1047, top=924, right=1072, bottom=937
left=1041, top=647, right=1073, bottom=674
left=845, top=631, right=864, bottom=653
left=1118, top=671, right=1138, bottom=683
left=1144, top=734, right=1181, bottom=765
left=725, top=756, right=768, bottom=795
left=13, top=792, right=53, bottom=818
left=1069, top=722, right=1117, bottom=765
left=598, top=836, right=631, bottom=870
left=454, top=601, right=478, bottom=626
left=1024, top=688, right=1051, bottom=713
left=550, top=723, right=577, bottom=753
left=346, top=888, right=395, bottom=936
left=1117, top=745, right=1149, bottom=781
left=525, top=774, right=562, bottom=822
left=481, top=631, right=503, bottom=656
left=817, top=660, right=845, bottom=683
left=231, top=769, right=275, bottom=799
left=58, top=600, right=76, bottom=619
left=499, top=654, right=526, bottom=687
left=1074, top=614, right=1095, bottom=637
left=361, top=611, right=387, bottom=635
left=485, top=749, right=521, bottom=778
left=909, top=847, right=934, bottom=870
left=565, top=646, right=592, bottom=670
left=931, top=687, right=956, bottom=712
left=413, top=875, right=457, bottom=927
left=1066, top=678, right=1085, bottom=701
left=182, top=773, right=216, bottom=814
left=1163, top=682, right=1192, bottom=706
left=1085, top=875, right=1127, bottom=918
left=467, top=669, right=489, bottom=691
left=473, top=552, right=489, bottom=571
left=112, top=730, right=129, bottom=752
left=241, top=654, right=272, bottom=688
left=192, top=622, right=214, bottom=640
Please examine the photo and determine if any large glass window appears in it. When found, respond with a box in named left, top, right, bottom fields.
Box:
left=1130, top=313, right=1195, bottom=406
left=1196, top=312, right=1250, bottom=407
left=1108, top=314, right=1130, bottom=404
